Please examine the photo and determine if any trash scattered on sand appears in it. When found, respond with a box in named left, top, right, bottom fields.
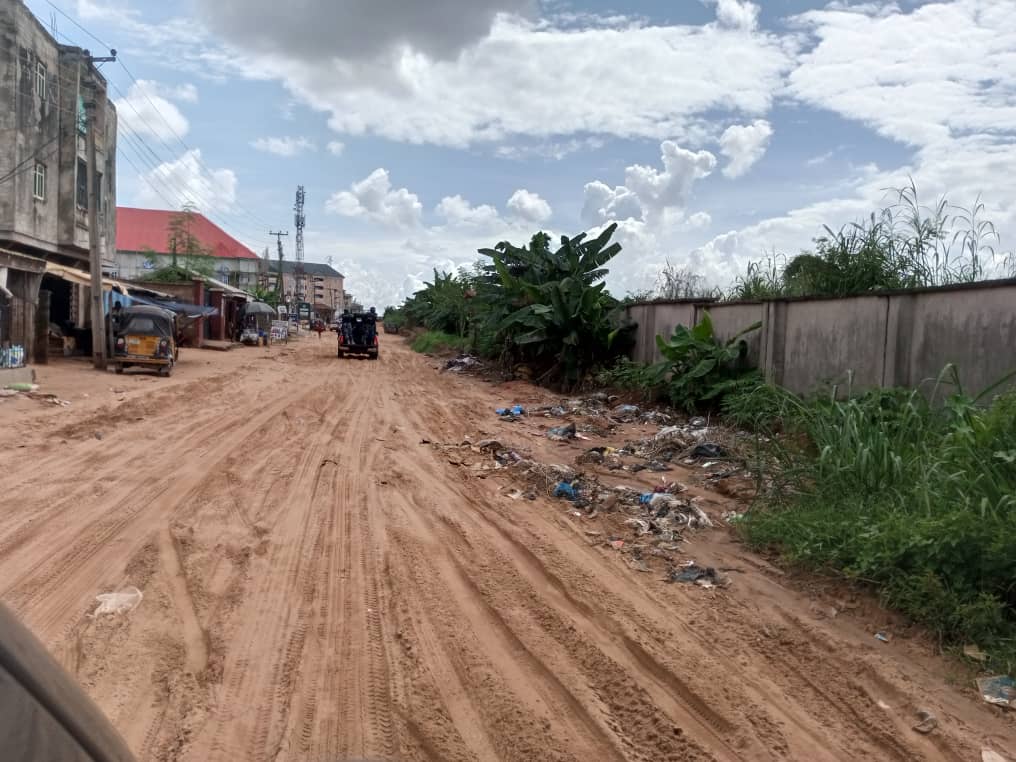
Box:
left=982, top=749, right=1009, bottom=762
left=976, top=675, right=1015, bottom=709
left=667, top=562, right=729, bottom=588
left=445, top=355, right=480, bottom=372
left=496, top=404, right=525, bottom=417
left=963, top=644, right=989, bottom=662
left=547, top=422, right=577, bottom=441
left=911, top=710, right=937, bottom=734
left=554, top=482, right=577, bottom=500
left=91, top=587, right=143, bottom=617
left=874, top=631, right=891, bottom=643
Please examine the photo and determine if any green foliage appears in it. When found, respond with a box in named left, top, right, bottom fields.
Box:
left=479, top=224, right=631, bottom=387
left=251, top=287, right=279, bottom=307
left=654, top=312, right=761, bottom=411
left=729, top=181, right=1012, bottom=300
left=596, top=357, right=661, bottom=400
left=740, top=376, right=1016, bottom=668
left=402, top=269, right=475, bottom=337
left=410, top=330, right=469, bottom=354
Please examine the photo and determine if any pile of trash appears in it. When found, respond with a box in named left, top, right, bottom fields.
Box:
left=444, top=355, right=482, bottom=373
left=0, top=383, right=70, bottom=407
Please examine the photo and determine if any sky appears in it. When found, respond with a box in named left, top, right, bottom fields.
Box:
left=26, top=0, right=1016, bottom=307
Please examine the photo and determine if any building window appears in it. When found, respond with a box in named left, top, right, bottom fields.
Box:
left=36, top=61, right=47, bottom=99
left=76, top=159, right=87, bottom=208
left=32, top=164, right=46, bottom=200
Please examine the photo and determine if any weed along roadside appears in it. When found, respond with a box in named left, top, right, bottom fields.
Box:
left=735, top=375, right=1016, bottom=670
left=389, top=188, right=1016, bottom=725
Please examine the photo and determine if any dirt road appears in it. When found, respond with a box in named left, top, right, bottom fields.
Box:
left=1, top=338, right=1013, bottom=761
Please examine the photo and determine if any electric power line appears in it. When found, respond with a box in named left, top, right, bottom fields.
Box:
left=32, top=2, right=276, bottom=244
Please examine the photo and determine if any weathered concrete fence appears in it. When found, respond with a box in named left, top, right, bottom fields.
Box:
left=625, top=278, right=1016, bottom=395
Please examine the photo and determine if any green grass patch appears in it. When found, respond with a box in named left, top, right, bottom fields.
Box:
left=732, top=375, right=1016, bottom=671
left=410, top=330, right=469, bottom=355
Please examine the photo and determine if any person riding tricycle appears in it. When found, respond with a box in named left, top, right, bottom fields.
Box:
left=112, top=305, right=179, bottom=377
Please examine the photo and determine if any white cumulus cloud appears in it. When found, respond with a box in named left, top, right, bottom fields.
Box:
left=506, top=189, right=552, bottom=223
left=114, top=79, right=191, bottom=142
left=137, top=149, right=237, bottom=215
left=436, top=195, right=501, bottom=227
left=326, top=168, right=423, bottom=228
left=327, top=140, right=346, bottom=156
left=250, top=136, right=316, bottom=157
left=719, top=119, right=773, bottom=178
left=713, top=0, right=760, bottom=31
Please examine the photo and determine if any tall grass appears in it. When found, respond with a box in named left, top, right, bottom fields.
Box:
left=410, top=330, right=469, bottom=355
left=732, top=371, right=1016, bottom=669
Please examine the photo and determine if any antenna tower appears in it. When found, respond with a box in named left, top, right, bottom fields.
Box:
left=294, top=186, right=306, bottom=304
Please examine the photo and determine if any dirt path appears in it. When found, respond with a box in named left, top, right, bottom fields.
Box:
left=1, top=337, right=1013, bottom=761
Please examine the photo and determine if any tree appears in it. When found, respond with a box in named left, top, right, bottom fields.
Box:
left=479, top=223, right=632, bottom=387
left=167, top=203, right=210, bottom=267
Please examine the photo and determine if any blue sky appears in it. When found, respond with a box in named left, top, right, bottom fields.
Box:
left=26, top=0, right=1016, bottom=305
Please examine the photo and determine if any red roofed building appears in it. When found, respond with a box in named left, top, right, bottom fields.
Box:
left=114, top=207, right=261, bottom=290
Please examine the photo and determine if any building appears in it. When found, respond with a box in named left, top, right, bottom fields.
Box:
left=0, top=0, right=118, bottom=360
left=267, top=260, right=345, bottom=317
left=115, top=207, right=260, bottom=291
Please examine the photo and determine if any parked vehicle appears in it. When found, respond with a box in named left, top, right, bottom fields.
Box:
left=337, top=309, right=379, bottom=359
left=112, top=305, right=178, bottom=377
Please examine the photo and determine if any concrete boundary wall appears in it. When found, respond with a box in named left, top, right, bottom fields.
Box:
left=625, top=279, right=1016, bottom=395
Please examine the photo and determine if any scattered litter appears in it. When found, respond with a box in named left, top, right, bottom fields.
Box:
left=982, top=750, right=1008, bottom=762
left=912, top=710, right=937, bottom=734
left=976, top=675, right=1015, bottom=709
left=0, top=388, right=17, bottom=398
left=667, top=563, right=728, bottom=588
left=646, top=461, right=672, bottom=472
left=3, top=383, right=38, bottom=392
left=496, top=404, right=525, bottom=417
left=94, top=431, right=104, bottom=441
left=91, top=587, right=143, bottom=617
left=571, top=510, right=583, bottom=518
left=445, top=355, right=480, bottom=372
left=963, top=644, right=989, bottom=662
left=691, top=443, right=727, bottom=460
left=628, top=559, right=651, bottom=573
left=874, top=631, right=891, bottom=643
left=876, top=700, right=891, bottom=710
left=505, top=489, right=525, bottom=500
left=625, top=518, right=652, bottom=535
left=611, top=404, right=641, bottom=420
left=547, top=422, right=577, bottom=441
left=655, top=426, right=688, bottom=444
left=688, top=416, right=707, bottom=428
left=584, top=530, right=603, bottom=537
left=721, top=510, right=744, bottom=523
left=553, top=482, right=577, bottom=500
left=610, top=540, right=625, bottom=550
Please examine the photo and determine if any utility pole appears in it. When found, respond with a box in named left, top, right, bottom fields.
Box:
left=82, top=48, right=116, bottom=371
left=269, top=230, right=288, bottom=303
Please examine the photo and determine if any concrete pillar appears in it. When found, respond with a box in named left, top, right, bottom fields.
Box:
left=209, top=289, right=225, bottom=341
left=192, top=278, right=205, bottom=348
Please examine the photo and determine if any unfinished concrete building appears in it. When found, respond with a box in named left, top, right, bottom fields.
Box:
left=0, top=0, right=117, bottom=361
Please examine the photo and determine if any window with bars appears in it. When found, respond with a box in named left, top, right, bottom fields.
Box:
left=35, top=61, right=47, bottom=99
left=76, top=159, right=87, bottom=208
left=33, top=164, right=46, bottom=200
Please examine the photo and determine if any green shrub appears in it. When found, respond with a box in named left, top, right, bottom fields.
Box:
left=410, top=331, right=469, bottom=355
left=655, top=312, right=761, bottom=412
left=742, top=381, right=1016, bottom=670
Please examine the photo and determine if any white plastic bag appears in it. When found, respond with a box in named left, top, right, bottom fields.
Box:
left=91, top=587, right=143, bottom=617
